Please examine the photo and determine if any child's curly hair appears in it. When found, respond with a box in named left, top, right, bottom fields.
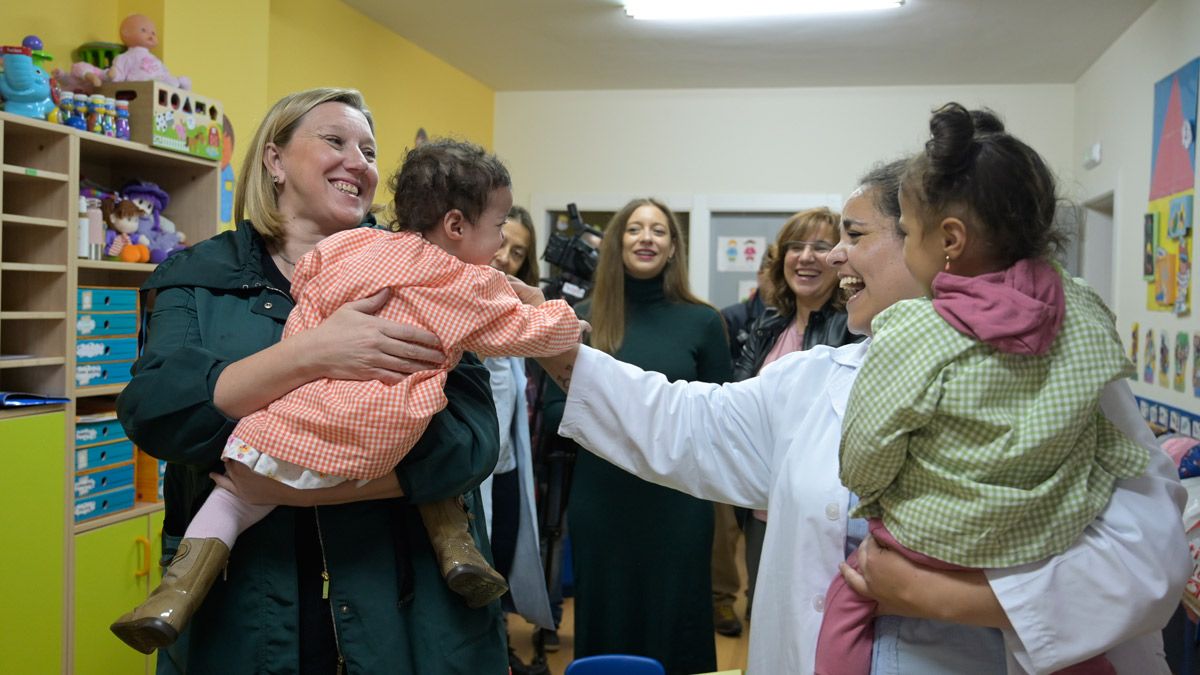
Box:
left=389, top=139, right=511, bottom=233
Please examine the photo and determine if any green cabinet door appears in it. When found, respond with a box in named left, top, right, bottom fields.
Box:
left=74, top=516, right=151, bottom=675
left=0, top=411, right=65, bottom=674
left=150, top=509, right=165, bottom=585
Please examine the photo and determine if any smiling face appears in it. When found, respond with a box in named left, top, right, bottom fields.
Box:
left=265, top=102, right=379, bottom=237
left=827, top=188, right=926, bottom=336
left=455, top=187, right=514, bottom=266
left=490, top=217, right=533, bottom=277
left=621, top=204, right=675, bottom=279
left=779, top=224, right=839, bottom=311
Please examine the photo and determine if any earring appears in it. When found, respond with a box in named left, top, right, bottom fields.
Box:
left=272, top=175, right=282, bottom=185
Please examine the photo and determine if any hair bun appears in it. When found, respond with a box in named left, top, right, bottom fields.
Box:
left=970, top=109, right=1005, bottom=135
left=926, top=102, right=977, bottom=174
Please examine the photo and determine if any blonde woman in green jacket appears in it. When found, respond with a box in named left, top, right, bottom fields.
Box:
left=116, top=88, right=508, bottom=674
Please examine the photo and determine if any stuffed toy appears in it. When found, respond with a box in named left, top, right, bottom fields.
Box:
left=109, top=14, right=191, bottom=90
left=102, top=198, right=151, bottom=263
left=121, top=181, right=186, bottom=263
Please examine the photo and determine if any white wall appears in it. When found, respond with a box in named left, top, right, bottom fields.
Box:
left=1074, top=0, right=1200, bottom=414
left=495, top=83, right=1075, bottom=215
left=494, top=84, right=1074, bottom=307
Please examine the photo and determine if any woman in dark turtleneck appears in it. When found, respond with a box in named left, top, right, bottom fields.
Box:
left=555, top=197, right=732, bottom=674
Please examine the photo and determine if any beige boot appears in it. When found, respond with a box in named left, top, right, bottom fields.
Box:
left=110, top=537, right=230, bottom=654
left=419, top=496, right=508, bottom=608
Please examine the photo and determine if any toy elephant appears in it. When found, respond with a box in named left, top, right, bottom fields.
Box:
left=0, top=46, right=56, bottom=120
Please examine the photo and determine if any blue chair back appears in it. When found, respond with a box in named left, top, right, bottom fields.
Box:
left=564, top=654, right=666, bottom=675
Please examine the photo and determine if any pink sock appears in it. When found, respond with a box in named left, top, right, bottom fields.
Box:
left=183, top=486, right=274, bottom=549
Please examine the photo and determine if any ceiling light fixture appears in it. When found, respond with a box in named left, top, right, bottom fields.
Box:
left=622, top=0, right=905, bottom=21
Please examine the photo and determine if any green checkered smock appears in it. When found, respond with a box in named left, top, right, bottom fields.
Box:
left=841, top=273, right=1149, bottom=568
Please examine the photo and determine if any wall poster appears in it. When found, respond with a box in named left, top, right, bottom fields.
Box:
left=1145, top=58, right=1198, bottom=317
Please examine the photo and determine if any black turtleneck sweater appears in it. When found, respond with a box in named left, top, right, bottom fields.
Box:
left=566, top=273, right=732, bottom=675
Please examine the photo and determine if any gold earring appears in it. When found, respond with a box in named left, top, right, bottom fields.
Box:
left=944, top=255, right=951, bottom=272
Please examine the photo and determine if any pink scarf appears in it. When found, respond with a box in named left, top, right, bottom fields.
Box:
left=931, top=258, right=1065, bottom=356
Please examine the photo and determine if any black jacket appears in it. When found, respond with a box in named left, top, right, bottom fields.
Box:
left=719, top=293, right=767, bottom=363
left=732, top=301, right=861, bottom=381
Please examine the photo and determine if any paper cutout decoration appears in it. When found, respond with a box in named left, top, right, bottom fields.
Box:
left=1193, top=333, right=1200, bottom=397
left=1177, top=331, right=1191, bottom=392
left=1161, top=331, right=1172, bottom=387
left=1145, top=328, right=1157, bottom=384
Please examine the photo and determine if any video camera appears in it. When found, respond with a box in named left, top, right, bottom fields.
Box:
left=541, top=203, right=603, bottom=305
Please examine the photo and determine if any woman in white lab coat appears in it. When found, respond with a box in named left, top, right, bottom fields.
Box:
left=521, top=160, right=1189, bottom=674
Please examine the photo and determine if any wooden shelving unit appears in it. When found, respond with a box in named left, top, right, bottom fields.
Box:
left=0, top=110, right=218, bottom=674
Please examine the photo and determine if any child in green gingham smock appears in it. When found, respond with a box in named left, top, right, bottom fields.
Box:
left=842, top=269, right=1147, bottom=568
left=814, top=262, right=1149, bottom=675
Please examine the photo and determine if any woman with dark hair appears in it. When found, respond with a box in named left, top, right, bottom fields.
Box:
left=523, top=155, right=1186, bottom=673
left=731, top=206, right=862, bottom=624
left=481, top=204, right=558, bottom=666
left=549, top=197, right=732, bottom=674
left=493, top=205, right=540, bottom=286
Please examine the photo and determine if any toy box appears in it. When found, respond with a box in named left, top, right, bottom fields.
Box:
left=78, top=286, right=139, bottom=312
left=75, top=461, right=136, bottom=498
left=98, top=81, right=222, bottom=161
left=75, top=486, right=135, bottom=523
left=76, top=414, right=128, bottom=447
left=76, top=439, right=136, bottom=472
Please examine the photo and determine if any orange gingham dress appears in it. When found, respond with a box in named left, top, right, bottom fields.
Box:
left=226, top=228, right=580, bottom=482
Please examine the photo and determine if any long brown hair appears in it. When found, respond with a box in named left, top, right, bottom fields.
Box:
left=766, top=207, right=842, bottom=318
left=507, top=205, right=539, bottom=286
left=589, top=198, right=708, bottom=354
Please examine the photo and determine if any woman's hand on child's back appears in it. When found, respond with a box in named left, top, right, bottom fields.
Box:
left=294, top=288, right=445, bottom=384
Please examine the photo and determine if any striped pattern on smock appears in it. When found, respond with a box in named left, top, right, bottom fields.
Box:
left=840, top=273, right=1148, bottom=568
left=232, top=228, right=580, bottom=480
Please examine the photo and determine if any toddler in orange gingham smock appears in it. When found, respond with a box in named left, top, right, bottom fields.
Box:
left=226, top=227, right=580, bottom=482
left=214, top=226, right=579, bottom=607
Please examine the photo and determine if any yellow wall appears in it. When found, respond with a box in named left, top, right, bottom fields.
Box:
left=2, top=0, right=494, bottom=207
left=267, top=0, right=495, bottom=179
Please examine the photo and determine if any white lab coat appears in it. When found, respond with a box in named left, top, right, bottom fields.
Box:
left=559, top=341, right=1189, bottom=674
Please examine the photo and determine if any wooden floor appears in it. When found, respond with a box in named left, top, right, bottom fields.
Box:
left=508, top=536, right=751, bottom=674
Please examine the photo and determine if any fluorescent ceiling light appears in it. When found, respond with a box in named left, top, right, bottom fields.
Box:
left=623, top=0, right=904, bottom=20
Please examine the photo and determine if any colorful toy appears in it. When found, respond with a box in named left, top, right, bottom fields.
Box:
left=99, top=81, right=222, bottom=159
left=115, top=100, right=131, bottom=140
left=102, top=198, right=151, bottom=263
left=22, top=35, right=53, bottom=70
left=109, top=14, right=191, bottom=90
left=101, top=98, right=117, bottom=137
left=59, top=92, right=76, bottom=124
left=0, top=46, right=56, bottom=120
left=87, top=94, right=105, bottom=133
left=121, top=181, right=186, bottom=263
left=53, top=61, right=108, bottom=94
left=68, top=95, right=89, bottom=130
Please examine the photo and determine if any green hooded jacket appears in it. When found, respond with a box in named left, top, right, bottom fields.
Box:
left=116, top=222, right=507, bottom=674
